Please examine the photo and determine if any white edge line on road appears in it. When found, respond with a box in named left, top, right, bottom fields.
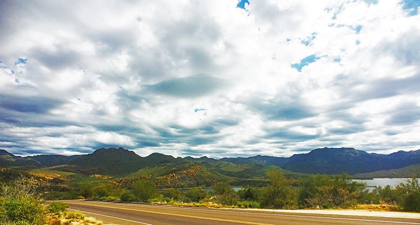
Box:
left=69, top=208, right=153, bottom=225
left=125, top=204, right=420, bottom=225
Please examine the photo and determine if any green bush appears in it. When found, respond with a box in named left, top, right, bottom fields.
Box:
left=99, top=196, right=120, bottom=202
left=0, top=197, right=45, bottom=224
left=238, top=187, right=261, bottom=201
left=212, top=182, right=232, bottom=195
left=132, top=180, right=160, bottom=202
left=237, top=200, right=260, bottom=208
left=184, top=187, right=208, bottom=202
left=65, top=210, right=85, bottom=219
left=260, top=171, right=297, bottom=209
left=398, top=178, right=420, bottom=212
left=43, top=191, right=76, bottom=200
left=218, top=192, right=239, bottom=206
left=120, top=191, right=137, bottom=202
left=48, top=202, right=68, bottom=214
left=162, top=188, right=181, bottom=200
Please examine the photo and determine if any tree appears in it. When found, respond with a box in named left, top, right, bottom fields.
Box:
left=212, top=182, right=238, bottom=205
left=184, top=187, right=208, bottom=202
left=297, top=174, right=330, bottom=207
left=260, top=171, right=297, bottom=209
left=397, top=178, right=420, bottom=212
left=132, top=180, right=160, bottom=202
left=162, top=188, right=181, bottom=200
left=238, top=187, right=261, bottom=201
left=212, top=182, right=232, bottom=195
left=78, top=182, right=94, bottom=199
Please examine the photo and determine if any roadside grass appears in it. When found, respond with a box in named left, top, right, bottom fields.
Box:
left=355, top=203, right=399, bottom=211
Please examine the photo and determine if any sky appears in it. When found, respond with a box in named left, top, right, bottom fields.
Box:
left=0, top=0, right=420, bottom=158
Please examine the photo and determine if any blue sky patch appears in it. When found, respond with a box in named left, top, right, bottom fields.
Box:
left=301, top=33, right=317, bottom=46
left=237, top=0, right=249, bottom=9
left=15, top=58, right=27, bottom=65
left=351, top=25, right=362, bottom=34
left=194, top=108, right=207, bottom=113
left=403, top=0, right=420, bottom=16
left=364, top=0, right=379, bottom=5
left=333, top=57, right=341, bottom=63
left=292, top=54, right=320, bottom=72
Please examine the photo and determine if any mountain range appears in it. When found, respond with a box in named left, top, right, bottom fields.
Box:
left=1, top=147, right=420, bottom=180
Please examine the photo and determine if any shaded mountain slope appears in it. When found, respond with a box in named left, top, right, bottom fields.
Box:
left=68, top=147, right=145, bottom=176
left=282, top=147, right=420, bottom=175
left=30, top=155, right=81, bottom=167
left=221, top=155, right=288, bottom=167
left=0, top=149, right=40, bottom=167
left=354, top=164, right=420, bottom=179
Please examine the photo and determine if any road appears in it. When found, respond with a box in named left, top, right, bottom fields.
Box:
left=59, top=200, right=420, bottom=225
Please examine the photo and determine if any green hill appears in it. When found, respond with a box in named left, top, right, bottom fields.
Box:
left=68, top=147, right=145, bottom=176
left=123, top=162, right=222, bottom=188
left=353, top=164, right=420, bottom=179
left=0, top=149, right=40, bottom=167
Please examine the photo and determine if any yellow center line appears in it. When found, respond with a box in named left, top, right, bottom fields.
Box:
left=67, top=201, right=274, bottom=225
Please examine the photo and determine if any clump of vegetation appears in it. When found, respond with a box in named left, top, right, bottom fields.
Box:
left=260, top=171, right=297, bottom=209
left=0, top=178, right=46, bottom=225
left=120, top=190, right=137, bottom=202
left=298, top=173, right=362, bottom=209
left=47, top=201, right=68, bottom=214
left=132, top=180, right=160, bottom=202
left=184, top=187, right=208, bottom=202
left=212, top=182, right=239, bottom=206
left=46, top=208, right=104, bottom=225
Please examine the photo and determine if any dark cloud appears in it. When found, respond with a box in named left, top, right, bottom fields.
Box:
left=246, top=95, right=317, bottom=121
left=187, top=137, right=219, bottom=146
left=377, top=28, right=420, bottom=65
left=386, top=102, right=420, bottom=125
left=146, top=74, right=227, bottom=98
left=328, top=125, right=365, bottom=135
left=264, top=129, right=321, bottom=141
left=0, top=94, right=64, bottom=114
left=332, top=73, right=420, bottom=103
left=30, top=46, right=80, bottom=70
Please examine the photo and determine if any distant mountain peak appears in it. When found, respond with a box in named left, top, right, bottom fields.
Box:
left=309, top=147, right=367, bottom=156
left=0, top=149, right=14, bottom=156
left=92, top=147, right=136, bottom=155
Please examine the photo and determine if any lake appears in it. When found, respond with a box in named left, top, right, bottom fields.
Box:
left=353, top=178, right=412, bottom=188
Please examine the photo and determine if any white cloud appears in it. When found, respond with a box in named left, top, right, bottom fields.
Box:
left=0, top=0, right=419, bottom=157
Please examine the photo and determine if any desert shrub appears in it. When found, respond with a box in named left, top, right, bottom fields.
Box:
left=396, top=178, right=420, bottom=212
left=48, top=202, right=68, bottom=214
left=99, top=196, right=120, bottom=202
left=162, top=188, right=181, bottom=200
left=43, top=191, right=76, bottom=200
left=184, top=187, right=208, bottom=202
left=260, top=171, right=297, bottom=209
left=65, top=210, right=85, bottom=219
left=212, top=182, right=232, bottom=195
left=0, top=197, right=45, bottom=224
left=0, top=199, right=5, bottom=220
left=297, top=173, right=364, bottom=209
left=180, top=196, right=192, bottom=203
left=0, top=179, right=46, bottom=225
left=78, top=182, right=95, bottom=199
left=211, top=182, right=239, bottom=205
left=93, top=183, right=121, bottom=198
left=120, top=190, right=137, bottom=202
left=237, top=200, right=260, bottom=208
left=238, top=187, right=261, bottom=201
left=218, top=192, right=239, bottom=206
left=132, top=180, right=160, bottom=202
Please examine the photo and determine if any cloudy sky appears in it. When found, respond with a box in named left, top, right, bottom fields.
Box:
left=0, top=0, right=419, bottom=157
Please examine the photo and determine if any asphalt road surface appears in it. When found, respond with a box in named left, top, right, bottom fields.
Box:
left=59, top=200, right=420, bottom=225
